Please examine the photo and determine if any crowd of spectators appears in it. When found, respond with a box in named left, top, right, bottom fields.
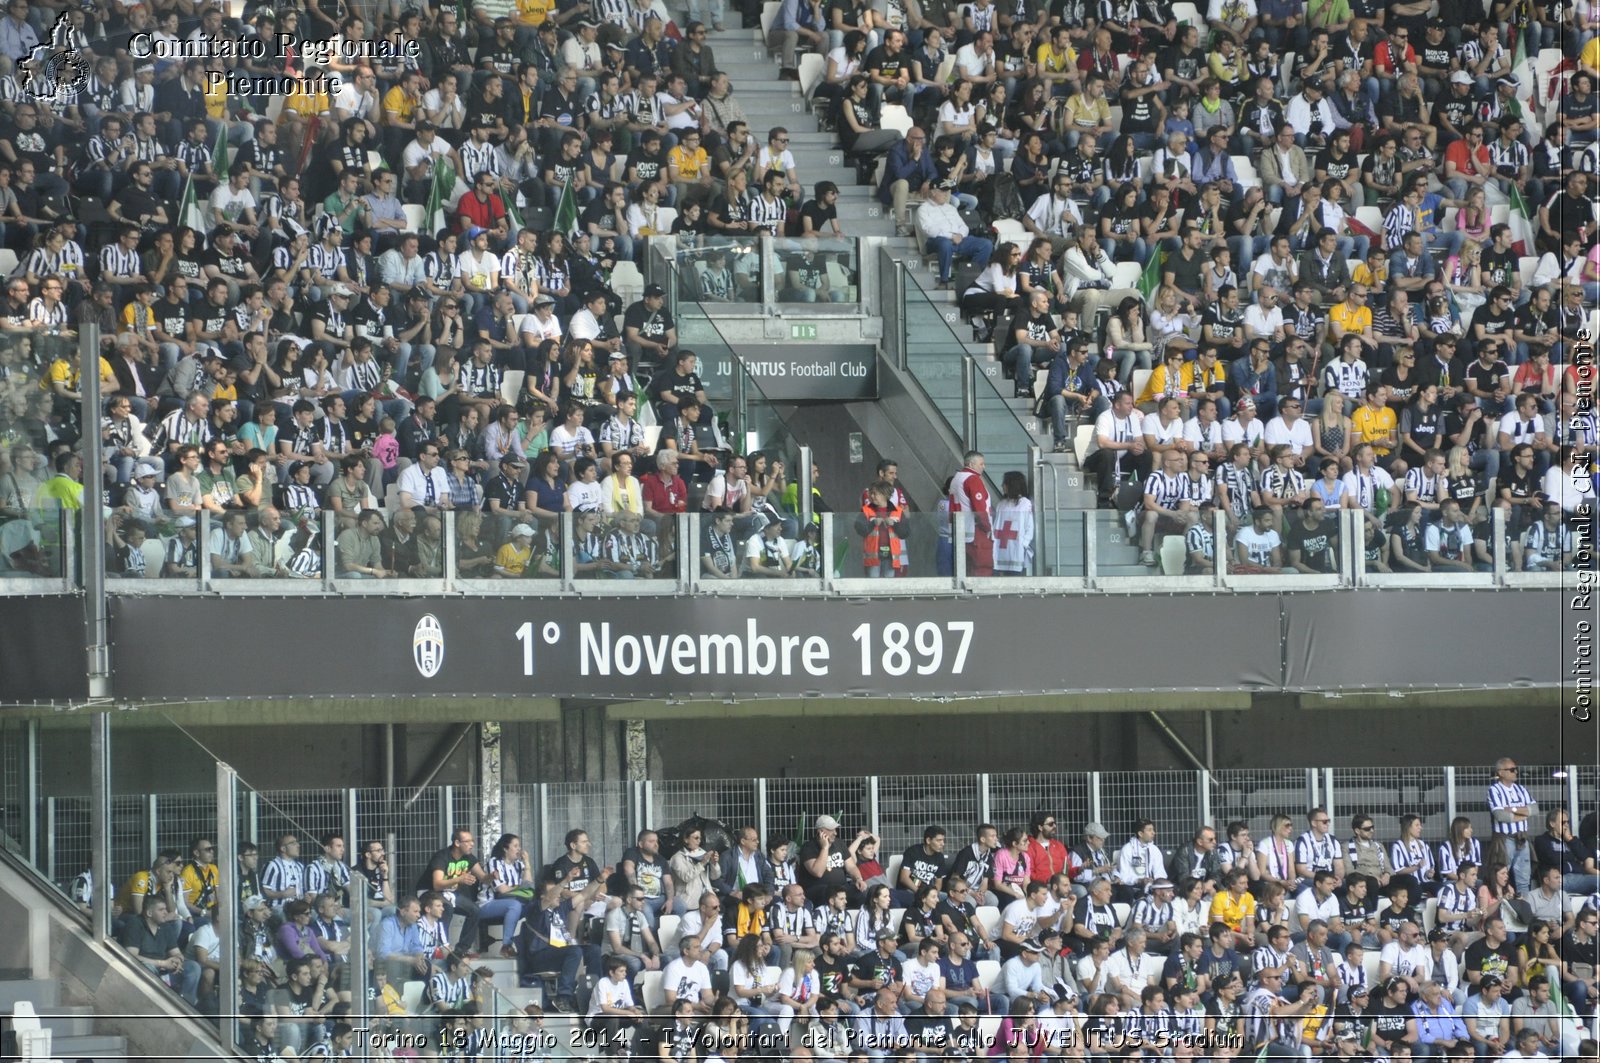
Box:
left=0, top=0, right=1591, bottom=581
left=98, top=758, right=1600, bottom=1061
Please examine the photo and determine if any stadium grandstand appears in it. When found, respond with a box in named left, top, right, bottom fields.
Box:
left=0, top=0, right=1593, bottom=1055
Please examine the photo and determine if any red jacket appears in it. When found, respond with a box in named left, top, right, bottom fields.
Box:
left=1026, top=835, right=1071, bottom=884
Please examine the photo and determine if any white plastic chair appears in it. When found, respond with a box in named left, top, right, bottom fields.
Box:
left=402, top=980, right=426, bottom=1014
left=640, top=970, right=666, bottom=1013
left=974, top=905, right=1001, bottom=938
left=975, top=959, right=1001, bottom=989
left=500, top=369, right=525, bottom=406
left=658, top=913, right=682, bottom=955
left=881, top=105, right=914, bottom=136
left=799, top=52, right=826, bottom=99
left=12, top=1001, right=51, bottom=1060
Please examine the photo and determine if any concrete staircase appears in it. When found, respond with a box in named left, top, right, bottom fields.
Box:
left=0, top=977, right=129, bottom=1061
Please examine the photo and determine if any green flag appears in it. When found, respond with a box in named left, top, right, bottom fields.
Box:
left=177, top=173, right=203, bottom=232
left=553, top=178, right=579, bottom=238
left=506, top=193, right=525, bottom=231
left=1137, top=248, right=1166, bottom=302
left=213, top=121, right=229, bottom=182
left=426, top=156, right=458, bottom=231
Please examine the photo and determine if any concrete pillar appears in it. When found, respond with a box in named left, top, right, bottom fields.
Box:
left=480, top=722, right=502, bottom=842
left=625, top=720, right=647, bottom=782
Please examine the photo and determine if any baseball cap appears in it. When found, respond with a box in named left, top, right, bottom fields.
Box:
left=1348, top=984, right=1370, bottom=997
left=1450, top=71, right=1473, bottom=85
left=1496, top=75, right=1520, bottom=88
left=815, top=815, right=840, bottom=831
left=499, top=454, right=526, bottom=466
left=174, top=516, right=196, bottom=528
left=1020, top=938, right=1045, bottom=954
left=1427, top=927, right=1451, bottom=943
left=644, top=284, right=665, bottom=298
left=609, top=350, right=629, bottom=360
left=1427, top=16, right=1446, bottom=27
left=243, top=894, right=269, bottom=912
left=1083, top=821, right=1109, bottom=839
left=1237, top=397, right=1257, bottom=409
left=467, top=226, right=486, bottom=240
left=533, top=293, right=556, bottom=306
left=135, top=459, right=161, bottom=479
left=329, top=284, right=353, bottom=298
left=510, top=523, right=535, bottom=537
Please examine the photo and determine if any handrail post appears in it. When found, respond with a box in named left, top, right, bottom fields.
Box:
left=1491, top=505, right=1507, bottom=580
left=216, top=762, right=239, bottom=1052
left=799, top=445, right=814, bottom=531
left=89, top=714, right=111, bottom=943
left=1028, top=445, right=1042, bottom=575
left=962, top=358, right=977, bottom=449
left=79, top=324, right=109, bottom=697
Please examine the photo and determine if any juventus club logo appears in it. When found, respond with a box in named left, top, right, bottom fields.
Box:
left=413, top=614, right=445, bottom=678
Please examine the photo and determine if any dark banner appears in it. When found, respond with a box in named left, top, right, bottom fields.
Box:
left=109, top=595, right=1279, bottom=702
left=1280, top=589, right=1564, bottom=690
left=0, top=595, right=89, bottom=703
left=701, top=344, right=878, bottom=402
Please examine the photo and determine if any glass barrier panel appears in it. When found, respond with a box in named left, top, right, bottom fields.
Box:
left=771, top=237, right=861, bottom=307
left=673, top=235, right=765, bottom=309
left=0, top=329, right=73, bottom=584
left=454, top=508, right=563, bottom=581
left=826, top=510, right=961, bottom=581
left=570, top=508, right=679, bottom=582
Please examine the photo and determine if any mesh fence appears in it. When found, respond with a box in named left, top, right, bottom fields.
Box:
left=1210, top=769, right=1315, bottom=842
left=1326, top=767, right=1451, bottom=843
left=652, top=779, right=759, bottom=837
left=153, top=792, right=219, bottom=864
left=529, top=781, right=630, bottom=872
left=765, top=776, right=871, bottom=850
left=989, top=773, right=1093, bottom=839
left=1448, top=762, right=1570, bottom=843
left=0, top=718, right=24, bottom=859
left=19, top=766, right=1598, bottom=903
left=1100, top=770, right=1201, bottom=850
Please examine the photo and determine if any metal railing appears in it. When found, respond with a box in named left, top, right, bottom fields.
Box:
left=41, top=503, right=1578, bottom=595
left=12, top=762, right=1583, bottom=904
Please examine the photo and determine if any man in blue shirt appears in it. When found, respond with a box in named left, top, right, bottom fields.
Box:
left=517, top=872, right=604, bottom=1012
left=372, top=895, right=430, bottom=985
left=1043, top=338, right=1098, bottom=452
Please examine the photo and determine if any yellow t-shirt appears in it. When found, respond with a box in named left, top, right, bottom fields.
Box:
left=496, top=541, right=532, bottom=575
left=517, top=0, right=555, bottom=25
left=180, top=861, right=220, bottom=911
left=1035, top=42, right=1077, bottom=75
left=114, top=870, right=157, bottom=913
left=669, top=145, right=709, bottom=180
left=122, top=302, right=156, bottom=335
left=284, top=83, right=331, bottom=119
left=203, top=80, right=229, bottom=120
left=1329, top=302, right=1372, bottom=338
left=1209, top=889, right=1257, bottom=932
left=1180, top=360, right=1227, bottom=395
left=1351, top=262, right=1388, bottom=290
left=1351, top=404, right=1397, bottom=454
left=42, top=357, right=114, bottom=392
left=383, top=85, right=416, bottom=124
left=1581, top=35, right=1600, bottom=77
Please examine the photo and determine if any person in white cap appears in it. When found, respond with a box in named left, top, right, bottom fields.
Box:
left=1072, top=822, right=1113, bottom=890
left=799, top=815, right=851, bottom=905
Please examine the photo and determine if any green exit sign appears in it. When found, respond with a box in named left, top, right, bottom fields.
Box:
left=790, top=323, right=818, bottom=340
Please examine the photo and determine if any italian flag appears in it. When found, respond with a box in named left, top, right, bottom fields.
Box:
left=553, top=178, right=579, bottom=239
left=1508, top=184, right=1537, bottom=257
